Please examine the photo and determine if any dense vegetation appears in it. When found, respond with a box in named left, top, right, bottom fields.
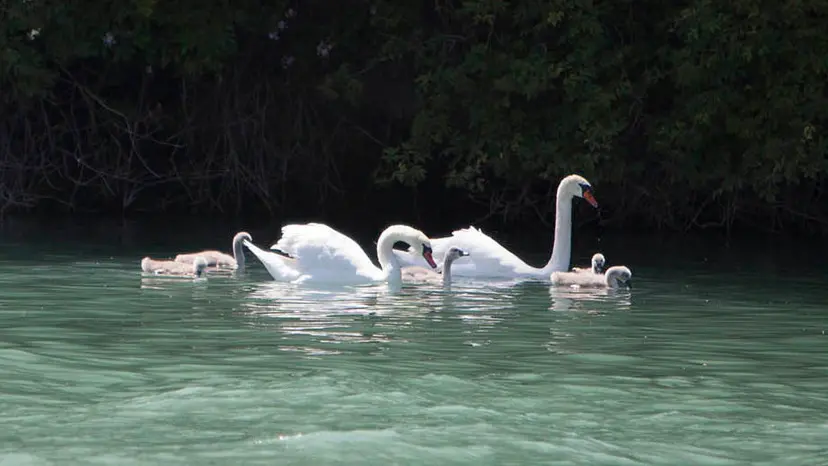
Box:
left=2, top=0, right=827, bottom=233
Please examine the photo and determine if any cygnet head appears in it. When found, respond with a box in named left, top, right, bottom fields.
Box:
left=233, top=231, right=252, bottom=246
left=193, top=256, right=209, bottom=278
left=232, top=231, right=252, bottom=268
left=592, top=253, right=606, bottom=274
left=559, top=174, right=598, bottom=208
left=606, top=266, right=632, bottom=289
left=444, top=247, right=469, bottom=264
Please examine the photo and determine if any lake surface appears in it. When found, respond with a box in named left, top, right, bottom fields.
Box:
left=1, top=217, right=827, bottom=465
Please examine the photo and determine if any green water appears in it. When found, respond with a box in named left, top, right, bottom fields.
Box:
left=1, top=219, right=827, bottom=465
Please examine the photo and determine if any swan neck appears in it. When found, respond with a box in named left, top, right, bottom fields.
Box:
left=544, top=191, right=573, bottom=273
left=442, top=259, right=453, bottom=287
left=377, top=228, right=402, bottom=285
left=233, top=236, right=246, bottom=268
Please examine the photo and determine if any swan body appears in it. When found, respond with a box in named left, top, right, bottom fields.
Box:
left=391, top=174, right=598, bottom=279
left=142, top=256, right=208, bottom=278
left=244, top=223, right=437, bottom=285
left=174, top=232, right=252, bottom=270
left=401, top=247, right=468, bottom=286
left=572, top=253, right=606, bottom=274
left=550, top=265, right=632, bottom=289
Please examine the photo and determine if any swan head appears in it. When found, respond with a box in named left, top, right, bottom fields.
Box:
left=605, top=265, right=632, bottom=289
left=559, top=174, right=598, bottom=208
left=193, top=256, right=209, bottom=277
left=591, top=253, right=606, bottom=273
left=444, top=247, right=469, bottom=264
left=385, top=225, right=438, bottom=269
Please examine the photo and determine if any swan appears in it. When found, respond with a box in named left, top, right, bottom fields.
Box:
left=550, top=265, right=632, bottom=289
left=174, top=231, right=251, bottom=270
left=391, top=174, right=598, bottom=279
left=401, top=247, right=469, bottom=287
left=243, top=223, right=438, bottom=285
left=571, top=253, right=606, bottom=274
left=141, top=256, right=208, bottom=278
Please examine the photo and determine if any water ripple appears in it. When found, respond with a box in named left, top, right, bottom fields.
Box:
left=1, top=230, right=827, bottom=464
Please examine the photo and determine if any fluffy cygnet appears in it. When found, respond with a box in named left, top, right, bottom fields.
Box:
left=571, top=253, right=606, bottom=274
left=142, top=256, right=208, bottom=278
left=551, top=265, right=632, bottom=289
left=401, top=247, right=469, bottom=287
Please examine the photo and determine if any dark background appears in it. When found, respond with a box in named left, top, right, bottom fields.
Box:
left=2, top=0, right=827, bottom=237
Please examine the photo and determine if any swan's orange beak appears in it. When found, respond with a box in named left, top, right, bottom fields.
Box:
left=423, top=250, right=437, bottom=268
left=583, top=190, right=598, bottom=208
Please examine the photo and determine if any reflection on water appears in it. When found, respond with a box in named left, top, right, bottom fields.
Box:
left=548, top=285, right=633, bottom=314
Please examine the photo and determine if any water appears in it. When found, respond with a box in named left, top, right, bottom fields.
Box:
left=1, top=218, right=827, bottom=465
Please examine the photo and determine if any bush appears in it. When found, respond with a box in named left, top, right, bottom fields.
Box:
left=1, top=0, right=826, bottom=232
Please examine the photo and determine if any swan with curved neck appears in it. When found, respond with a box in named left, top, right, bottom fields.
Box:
left=572, top=253, right=606, bottom=274
left=142, top=256, right=208, bottom=278
left=551, top=265, right=632, bottom=289
left=391, top=174, right=598, bottom=279
left=243, top=223, right=437, bottom=285
left=401, top=247, right=469, bottom=287
left=174, top=232, right=251, bottom=270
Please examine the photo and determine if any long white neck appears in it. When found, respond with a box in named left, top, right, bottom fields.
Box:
left=542, top=188, right=573, bottom=274
left=441, top=258, right=454, bottom=287
left=376, top=228, right=402, bottom=286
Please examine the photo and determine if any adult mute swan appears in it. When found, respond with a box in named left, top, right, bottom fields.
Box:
left=572, top=253, right=606, bottom=274
left=174, top=232, right=252, bottom=270
left=551, top=265, right=632, bottom=289
left=243, top=223, right=438, bottom=285
left=392, top=174, right=598, bottom=279
left=401, top=247, right=468, bottom=287
left=142, top=256, right=208, bottom=278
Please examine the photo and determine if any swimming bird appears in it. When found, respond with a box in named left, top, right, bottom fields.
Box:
left=550, top=265, right=632, bottom=289
left=401, top=247, right=469, bottom=287
left=174, top=231, right=251, bottom=270
left=142, top=256, right=209, bottom=278
left=391, top=174, right=598, bottom=279
left=571, top=253, right=606, bottom=274
left=243, top=223, right=437, bottom=286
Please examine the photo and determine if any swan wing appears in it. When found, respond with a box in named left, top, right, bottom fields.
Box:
left=270, top=223, right=383, bottom=283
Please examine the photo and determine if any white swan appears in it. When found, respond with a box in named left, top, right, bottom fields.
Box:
left=391, top=174, right=598, bottom=279
left=142, top=256, right=208, bottom=278
left=401, top=247, right=468, bottom=287
left=243, top=223, right=437, bottom=285
left=174, top=232, right=252, bottom=270
left=572, top=253, right=606, bottom=274
left=550, top=265, right=632, bottom=289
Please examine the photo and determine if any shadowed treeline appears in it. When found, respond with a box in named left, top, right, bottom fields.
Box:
left=2, top=0, right=827, bottom=234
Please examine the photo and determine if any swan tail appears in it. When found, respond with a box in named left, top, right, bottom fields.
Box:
left=243, top=239, right=301, bottom=281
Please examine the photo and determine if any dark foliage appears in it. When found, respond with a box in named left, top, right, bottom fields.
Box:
left=2, top=0, right=827, bottom=233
